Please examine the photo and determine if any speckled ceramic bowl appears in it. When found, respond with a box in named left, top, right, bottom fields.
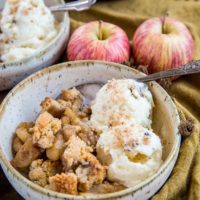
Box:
left=0, top=0, right=70, bottom=91
left=0, top=61, right=181, bottom=200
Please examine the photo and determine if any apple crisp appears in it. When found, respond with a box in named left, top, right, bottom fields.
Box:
left=11, top=79, right=163, bottom=195
left=11, top=88, right=120, bottom=195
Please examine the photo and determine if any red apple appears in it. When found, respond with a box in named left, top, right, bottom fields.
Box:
left=67, top=21, right=130, bottom=63
left=133, top=17, right=194, bottom=73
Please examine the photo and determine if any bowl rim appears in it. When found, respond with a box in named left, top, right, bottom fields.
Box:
left=0, top=60, right=181, bottom=199
left=0, top=0, right=68, bottom=68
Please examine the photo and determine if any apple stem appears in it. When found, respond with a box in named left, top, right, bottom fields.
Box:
left=99, top=20, right=103, bottom=40
left=161, top=11, right=169, bottom=34
left=162, top=16, right=166, bottom=34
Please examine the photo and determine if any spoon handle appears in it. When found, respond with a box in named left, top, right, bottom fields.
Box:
left=136, top=60, right=200, bottom=82
left=49, top=0, right=96, bottom=12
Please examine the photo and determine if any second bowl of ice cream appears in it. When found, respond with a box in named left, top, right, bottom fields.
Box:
left=0, top=0, right=70, bottom=91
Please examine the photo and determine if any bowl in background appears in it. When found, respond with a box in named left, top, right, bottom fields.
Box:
left=0, top=60, right=181, bottom=200
left=0, top=0, right=70, bottom=91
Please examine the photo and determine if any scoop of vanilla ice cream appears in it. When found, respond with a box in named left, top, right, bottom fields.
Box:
left=0, top=0, right=58, bottom=62
left=90, top=79, right=153, bottom=130
left=97, top=124, right=162, bottom=187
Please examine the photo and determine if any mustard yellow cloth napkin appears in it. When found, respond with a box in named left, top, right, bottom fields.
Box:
left=69, top=0, right=200, bottom=199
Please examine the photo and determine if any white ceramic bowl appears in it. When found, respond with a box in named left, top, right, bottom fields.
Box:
left=0, top=61, right=181, bottom=200
left=0, top=0, right=70, bottom=91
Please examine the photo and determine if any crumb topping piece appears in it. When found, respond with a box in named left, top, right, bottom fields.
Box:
left=61, top=88, right=83, bottom=112
left=40, top=97, right=71, bottom=118
left=63, top=107, right=99, bottom=148
left=29, top=159, right=61, bottom=187
left=62, top=135, right=106, bottom=192
left=49, top=173, right=78, bottom=195
left=62, top=135, right=92, bottom=171
left=75, top=150, right=107, bottom=192
left=32, top=112, right=61, bottom=149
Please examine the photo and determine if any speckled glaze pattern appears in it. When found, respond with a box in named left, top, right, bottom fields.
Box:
left=0, top=61, right=181, bottom=200
left=0, top=0, right=70, bottom=91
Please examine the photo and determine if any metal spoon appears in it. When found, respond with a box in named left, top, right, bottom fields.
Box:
left=78, top=60, right=200, bottom=104
left=49, top=0, right=96, bottom=12
left=136, top=60, right=200, bottom=82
